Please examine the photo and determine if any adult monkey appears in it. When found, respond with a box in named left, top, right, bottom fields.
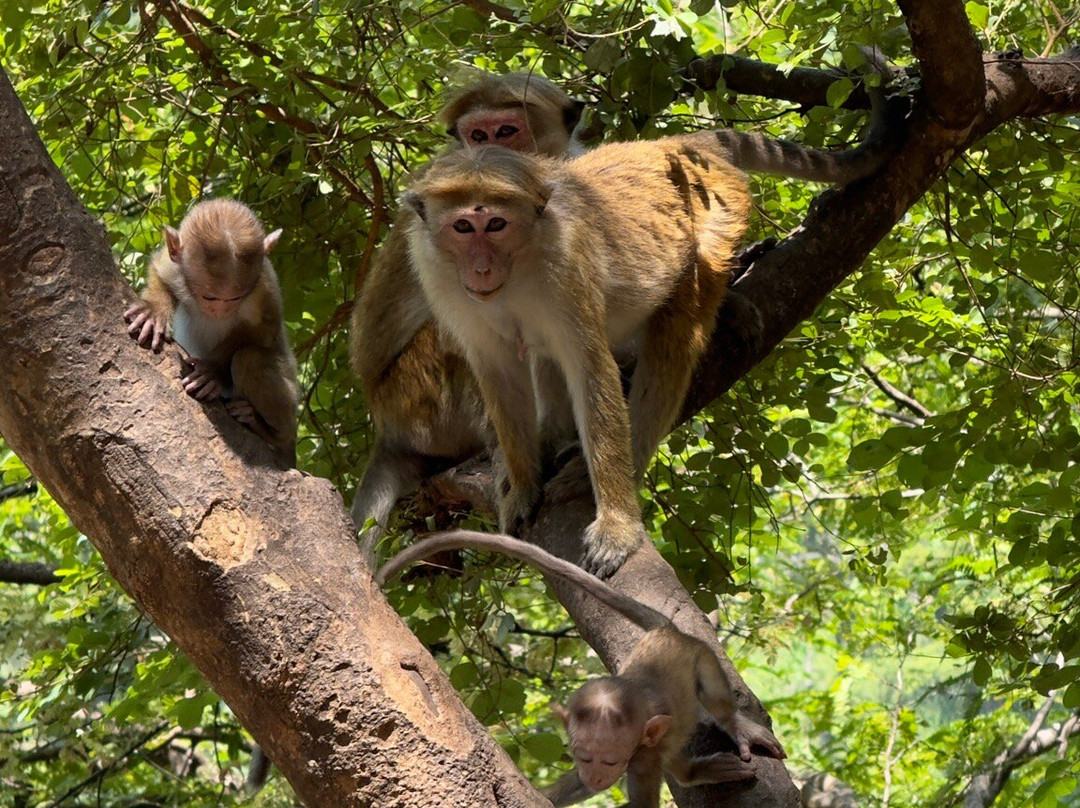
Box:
left=400, top=84, right=892, bottom=575
left=349, top=72, right=586, bottom=556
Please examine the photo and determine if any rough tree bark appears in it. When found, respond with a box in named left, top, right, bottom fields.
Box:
left=2, top=2, right=1080, bottom=808
left=0, top=69, right=546, bottom=808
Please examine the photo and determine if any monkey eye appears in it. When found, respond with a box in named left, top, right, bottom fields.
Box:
left=485, top=217, right=507, bottom=233
left=495, top=125, right=519, bottom=139
left=469, top=129, right=489, bottom=143
left=452, top=219, right=476, bottom=234
left=202, top=295, right=220, bottom=302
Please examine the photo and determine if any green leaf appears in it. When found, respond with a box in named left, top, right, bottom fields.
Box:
left=825, top=77, right=854, bottom=108
left=522, top=731, right=565, bottom=763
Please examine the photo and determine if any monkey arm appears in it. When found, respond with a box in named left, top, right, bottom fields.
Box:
left=553, top=310, right=643, bottom=577
left=625, top=747, right=666, bottom=808
left=466, top=341, right=542, bottom=534
left=125, top=253, right=177, bottom=352
left=541, top=769, right=594, bottom=807
left=349, top=225, right=433, bottom=387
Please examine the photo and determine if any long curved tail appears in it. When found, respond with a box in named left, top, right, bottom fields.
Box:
left=691, top=50, right=896, bottom=185
left=376, top=529, right=669, bottom=631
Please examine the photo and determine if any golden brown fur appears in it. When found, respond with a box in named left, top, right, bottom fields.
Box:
left=546, top=625, right=784, bottom=808
left=402, top=141, right=752, bottom=575
left=125, top=199, right=299, bottom=466
left=348, top=73, right=583, bottom=553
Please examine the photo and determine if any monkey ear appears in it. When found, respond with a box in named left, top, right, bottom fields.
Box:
left=401, top=191, right=427, bottom=222
left=264, top=229, right=283, bottom=254
left=641, top=715, right=671, bottom=748
left=164, top=226, right=182, bottom=262
left=551, top=703, right=570, bottom=728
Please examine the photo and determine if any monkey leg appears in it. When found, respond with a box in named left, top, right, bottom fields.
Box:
left=557, top=325, right=644, bottom=577
left=467, top=342, right=542, bottom=534
left=351, top=437, right=431, bottom=562
left=230, top=346, right=300, bottom=464
left=628, top=260, right=727, bottom=479
left=666, top=750, right=757, bottom=787
left=695, top=652, right=786, bottom=761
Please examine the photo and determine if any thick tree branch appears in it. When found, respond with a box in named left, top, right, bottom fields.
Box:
left=682, top=54, right=879, bottom=112
left=0, top=560, right=60, bottom=586
left=898, top=0, right=985, bottom=127
left=0, top=68, right=545, bottom=808
left=682, top=47, right=1080, bottom=418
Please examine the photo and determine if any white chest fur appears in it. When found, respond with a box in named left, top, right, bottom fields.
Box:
left=171, top=305, right=236, bottom=359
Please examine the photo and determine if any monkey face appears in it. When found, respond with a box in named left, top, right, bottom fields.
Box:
left=455, top=108, right=533, bottom=152
left=570, top=730, right=636, bottom=792
left=426, top=200, right=538, bottom=302
left=185, top=270, right=255, bottom=318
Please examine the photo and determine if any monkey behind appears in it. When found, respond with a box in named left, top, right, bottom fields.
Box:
left=349, top=72, right=585, bottom=554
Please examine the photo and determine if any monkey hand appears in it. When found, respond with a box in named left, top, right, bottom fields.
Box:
left=731, top=713, right=786, bottom=762
left=182, top=360, right=223, bottom=401
left=581, top=512, right=646, bottom=578
left=124, top=301, right=170, bottom=352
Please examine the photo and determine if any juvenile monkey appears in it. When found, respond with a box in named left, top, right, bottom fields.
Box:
left=349, top=72, right=585, bottom=552
left=125, top=199, right=300, bottom=466
left=378, top=530, right=786, bottom=807
left=401, top=108, right=892, bottom=575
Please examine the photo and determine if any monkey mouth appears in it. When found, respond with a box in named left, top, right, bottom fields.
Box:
left=465, top=282, right=504, bottom=300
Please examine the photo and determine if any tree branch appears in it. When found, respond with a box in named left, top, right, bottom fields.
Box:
left=682, top=54, right=879, bottom=112
left=961, top=705, right=1080, bottom=808
left=898, top=0, right=985, bottom=128
left=0, top=560, right=60, bottom=586
left=0, top=67, right=546, bottom=808
left=861, top=364, right=932, bottom=419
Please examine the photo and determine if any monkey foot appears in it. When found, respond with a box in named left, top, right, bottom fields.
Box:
left=581, top=515, right=644, bottom=578
left=226, top=398, right=257, bottom=425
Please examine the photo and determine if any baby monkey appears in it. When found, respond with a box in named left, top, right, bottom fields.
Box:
left=125, top=199, right=299, bottom=465
left=378, top=531, right=786, bottom=807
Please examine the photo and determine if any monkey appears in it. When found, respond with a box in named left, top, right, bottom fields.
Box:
left=440, top=71, right=588, bottom=158
left=400, top=105, right=891, bottom=576
left=349, top=72, right=585, bottom=555
left=377, top=529, right=786, bottom=807
left=124, top=198, right=300, bottom=467
left=353, top=71, right=891, bottom=568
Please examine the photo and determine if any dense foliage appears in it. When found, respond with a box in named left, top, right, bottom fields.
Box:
left=2, top=1, right=1080, bottom=806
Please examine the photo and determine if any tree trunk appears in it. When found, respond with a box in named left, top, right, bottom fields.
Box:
left=0, top=66, right=546, bottom=808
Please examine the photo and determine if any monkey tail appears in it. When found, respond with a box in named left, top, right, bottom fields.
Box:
left=695, top=49, right=899, bottom=186
left=376, top=529, right=669, bottom=631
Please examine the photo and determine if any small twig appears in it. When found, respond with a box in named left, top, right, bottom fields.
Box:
left=862, top=363, right=932, bottom=419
